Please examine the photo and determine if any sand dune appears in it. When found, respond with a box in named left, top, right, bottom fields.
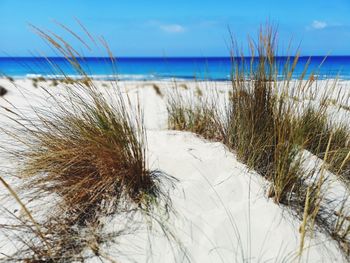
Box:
left=0, top=78, right=348, bottom=262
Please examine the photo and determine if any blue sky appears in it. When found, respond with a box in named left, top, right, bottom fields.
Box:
left=0, top=0, right=349, bottom=56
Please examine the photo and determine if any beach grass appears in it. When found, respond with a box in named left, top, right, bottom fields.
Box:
left=0, top=21, right=349, bottom=262
left=166, top=24, right=350, bottom=258
left=298, top=106, right=350, bottom=184
left=167, top=86, right=223, bottom=141
left=0, top=25, right=177, bottom=262
left=0, top=86, right=7, bottom=96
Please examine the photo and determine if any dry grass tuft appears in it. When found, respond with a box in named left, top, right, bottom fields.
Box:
left=299, top=107, right=350, bottom=184
left=16, top=86, right=168, bottom=225
left=6, top=76, right=14, bottom=82
left=50, top=79, right=59, bottom=87
left=178, top=83, right=188, bottom=90
left=0, top=23, right=178, bottom=262
left=167, top=24, right=350, bottom=258
left=0, top=86, right=8, bottom=96
left=152, top=84, right=163, bottom=97
left=223, top=25, right=311, bottom=204
left=195, top=86, right=203, bottom=97
left=167, top=86, right=223, bottom=141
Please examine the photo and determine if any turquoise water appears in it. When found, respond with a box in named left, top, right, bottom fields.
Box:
left=0, top=56, right=350, bottom=80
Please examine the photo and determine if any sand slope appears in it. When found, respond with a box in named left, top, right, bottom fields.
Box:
left=99, top=130, right=341, bottom=263
left=0, top=79, right=348, bottom=262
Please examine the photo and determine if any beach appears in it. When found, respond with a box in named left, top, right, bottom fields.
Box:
left=1, top=0, right=350, bottom=261
left=0, top=77, right=349, bottom=262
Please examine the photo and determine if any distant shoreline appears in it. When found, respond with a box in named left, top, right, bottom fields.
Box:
left=1, top=55, right=350, bottom=59
left=1, top=56, right=350, bottom=80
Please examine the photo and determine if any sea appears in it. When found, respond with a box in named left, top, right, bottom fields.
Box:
left=0, top=56, right=350, bottom=81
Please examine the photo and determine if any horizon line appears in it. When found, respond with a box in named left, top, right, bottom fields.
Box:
left=1, top=55, right=350, bottom=59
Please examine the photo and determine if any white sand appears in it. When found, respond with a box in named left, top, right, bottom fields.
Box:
left=0, top=78, right=349, bottom=262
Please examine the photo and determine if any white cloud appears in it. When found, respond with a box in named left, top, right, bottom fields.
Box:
left=311, top=20, right=327, bottom=30
left=159, top=24, right=185, bottom=33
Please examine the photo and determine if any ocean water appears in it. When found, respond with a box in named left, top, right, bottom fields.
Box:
left=0, top=56, right=350, bottom=80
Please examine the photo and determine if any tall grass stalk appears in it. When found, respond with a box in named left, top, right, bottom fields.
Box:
left=0, top=23, right=177, bottom=261
left=167, top=24, right=350, bottom=258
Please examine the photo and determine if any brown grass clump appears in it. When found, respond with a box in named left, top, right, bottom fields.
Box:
left=195, top=86, right=203, bottom=97
left=167, top=24, right=350, bottom=258
left=298, top=106, right=329, bottom=153
left=152, top=83, right=163, bottom=97
left=340, top=104, right=350, bottom=111
left=3, top=27, right=171, bottom=226
left=1, top=84, right=177, bottom=260
left=178, top=83, right=188, bottom=90
left=50, top=79, right=59, bottom=87
left=6, top=76, right=14, bottom=82
left=168, top=26, right=309, bottom=204
left=0, top=86, right=8, bottom=96
left=299, top=107, right=350, bottom=184
left=0, top=23, right=177, bottom=262
left=167, top=86, right=223, bottom=141
left=31, top=77, right=46, bottom=88
left=17, top=87, right=166, bottom=224
left=223, top=25, right=311, bottom=204
left=60, top=77, right=75, bottom=85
